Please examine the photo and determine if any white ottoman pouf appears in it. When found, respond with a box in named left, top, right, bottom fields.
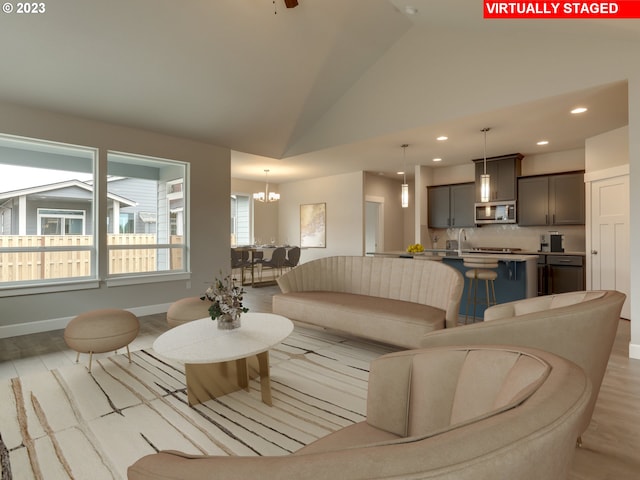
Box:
left=167, top=296, right=212, bottom=328
left=64, top=308, right=140, bottom=372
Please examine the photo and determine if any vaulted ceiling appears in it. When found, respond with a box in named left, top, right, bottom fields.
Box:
left=0, top=0, right=635, bottom=183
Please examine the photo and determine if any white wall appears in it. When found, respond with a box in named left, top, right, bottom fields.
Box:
left=290, top=25, right=638, bottom=157
left=427, top=163, right=475, bottom=186
left=278, top=171, right=364, bottom=263
left=521, top=149, right=585, bottom=176
left=364, top=173, right=406, bottom=251
left=586, top=126, right=629, bottom=171
left=628, top=78, right=640, bottom=360
left=0, top=102, right=230, bottom=336
left=231, top=177, right=279, bottom=245
left=403, top=186, right=416, bottom=248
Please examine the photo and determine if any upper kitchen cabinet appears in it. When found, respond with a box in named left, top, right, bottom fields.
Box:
left=518, top=172, right=585, bottom=226
left=428, top=183, right=475, bottom=228
left=473, top=153, right=523, bottom=202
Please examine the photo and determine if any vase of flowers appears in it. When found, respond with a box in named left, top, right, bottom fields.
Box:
left=201, top=273, right=249, bottom=330
left=217, top=311, right=242, bottom=330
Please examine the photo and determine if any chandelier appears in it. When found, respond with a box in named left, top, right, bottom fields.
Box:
left=253, top=169, right=280, bottom=203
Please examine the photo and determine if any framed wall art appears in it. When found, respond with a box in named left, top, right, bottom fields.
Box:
left=300, top=203, right=326, bottom=248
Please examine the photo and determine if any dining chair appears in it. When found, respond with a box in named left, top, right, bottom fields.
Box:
left=230, top=248, right=251, bottom=283
left=259, top=247, right=287, bottom=281
left=284, top=246, right=301, bottom=271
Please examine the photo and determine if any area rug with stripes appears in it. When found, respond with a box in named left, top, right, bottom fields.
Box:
left=0, top=327, right=396, bottom=480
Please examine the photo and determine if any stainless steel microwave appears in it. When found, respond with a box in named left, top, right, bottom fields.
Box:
left=474, top=201, right=516, bottom=224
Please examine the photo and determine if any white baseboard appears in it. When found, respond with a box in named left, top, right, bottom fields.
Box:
left=629, top=342, right=640, bottom=360
left=0, top=303, right=172, bottom=339
left=0, top=316, right=72, bottom=339
left=129, top=303, right=172, bottom=318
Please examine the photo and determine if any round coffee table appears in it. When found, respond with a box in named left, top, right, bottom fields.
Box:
left=153, top=312, right=293, bottom=406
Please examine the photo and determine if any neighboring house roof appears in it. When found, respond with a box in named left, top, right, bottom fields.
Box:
left=0, top=179, right=137, bottom=206
left=138, top=212, right=156, bottom=223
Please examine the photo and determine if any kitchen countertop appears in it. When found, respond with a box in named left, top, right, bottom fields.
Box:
left=424, top=249, right=540, bottom=261
left=367, top=251, right=443, bottom=260
left=520, top=250, right=587, bottom=256
left=369, top=250, right=539, bottom=262
left=449, top=253, right=539, bottom=262
left=369, top=249, right=586, bottom=260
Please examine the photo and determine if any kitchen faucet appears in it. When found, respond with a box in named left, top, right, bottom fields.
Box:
left=457, top=228, right=466, bottom=256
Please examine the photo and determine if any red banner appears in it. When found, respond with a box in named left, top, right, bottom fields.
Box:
left=484, top=1, right=640, bottom=18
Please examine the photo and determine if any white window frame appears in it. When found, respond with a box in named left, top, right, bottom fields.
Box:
left=37, top=208, right=86, bottom=235
left=231, top=193, right=252, bottom=246
left=0, top=135, right=192, bottom=294
left=0, top=133, right=98, bottom=296
left=167, top=178, right=184, bottom=236
left=105, top=151, right=190, bottom=286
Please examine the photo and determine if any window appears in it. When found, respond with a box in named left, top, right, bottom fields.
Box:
left=119, top=213, right=135, bottom=234
left=0, top=134, right=190, bottom=294
left=107, top=152, right=188, bottom=277
left=38, top=209, right=86, bottom=235
left=231, top=194, right=251, bottom=246
left=167, top=179, right=184, bottom=236
left=0, top=133, right=97, bottom=289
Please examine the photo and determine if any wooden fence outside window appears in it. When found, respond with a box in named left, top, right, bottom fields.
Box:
left=0, top=234, right=183, bottom=282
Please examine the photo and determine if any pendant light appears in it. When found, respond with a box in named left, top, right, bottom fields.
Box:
left=401, top=144, right=409, bottom=208
left=253, top=169, right=280, bottom=203
left=480, top=128, right=491, bottom=203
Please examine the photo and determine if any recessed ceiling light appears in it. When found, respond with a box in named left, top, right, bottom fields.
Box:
left=537, top=140, right=549, bottom=146
left=571, top=107, right=588, bottom=114
left=436, top=136, right=448, bottom=141
left=397, top=171, right=405, bottom=175
left=405, top=6, right=418, bottom=15
left=432, top=158, right=442, bottom=162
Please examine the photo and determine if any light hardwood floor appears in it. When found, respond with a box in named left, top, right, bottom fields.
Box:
left=0, top=285, right=638, bottom=478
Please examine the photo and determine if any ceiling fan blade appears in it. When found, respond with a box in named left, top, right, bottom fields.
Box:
left=284, top=0, right=298, bottom=8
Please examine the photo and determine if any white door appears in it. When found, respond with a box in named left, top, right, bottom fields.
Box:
left=589, top=174, right=630, bottom=318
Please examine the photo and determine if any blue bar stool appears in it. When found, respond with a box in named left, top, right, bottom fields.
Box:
left=463, top=257, right=499, bottom=323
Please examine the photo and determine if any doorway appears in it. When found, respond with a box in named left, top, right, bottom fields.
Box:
left=586, top=168, right=630, bottom=318
left=365, top=196, right=384, bottom=254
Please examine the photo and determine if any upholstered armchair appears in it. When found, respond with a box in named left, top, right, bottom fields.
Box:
left=128, top=345, right=590, bottom=480
left=419, top=290, right=626, bottom=441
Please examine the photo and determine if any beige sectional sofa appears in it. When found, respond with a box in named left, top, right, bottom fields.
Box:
left=128, top=345, right=590, bottom=480
left=419, top=290, right=626, bottom=440
left=272, top=255, right=464, bottom=349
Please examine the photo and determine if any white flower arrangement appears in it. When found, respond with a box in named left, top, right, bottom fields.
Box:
left=201, top=273, right=249, bottom=321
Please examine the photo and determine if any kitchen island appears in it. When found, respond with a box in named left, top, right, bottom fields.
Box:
left=366, top=250, right=443, bottom=260
left=368, top=250, right=538, bottom=320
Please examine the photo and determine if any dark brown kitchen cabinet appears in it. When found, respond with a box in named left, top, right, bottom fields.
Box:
left=517, top=176, right=548, bottom=225
left=428, top=185, right=450, bottom=228
left=518, top=172, right=585, bottom=226
left=537, top=254, right=585, bottom=295
left=473, top=153, right=522, bottom=202
left=428, top=183, right=474, bottom=228
left=546, top=255, right=585, bottom=294
left=550, top=173, right=585, bottom=224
